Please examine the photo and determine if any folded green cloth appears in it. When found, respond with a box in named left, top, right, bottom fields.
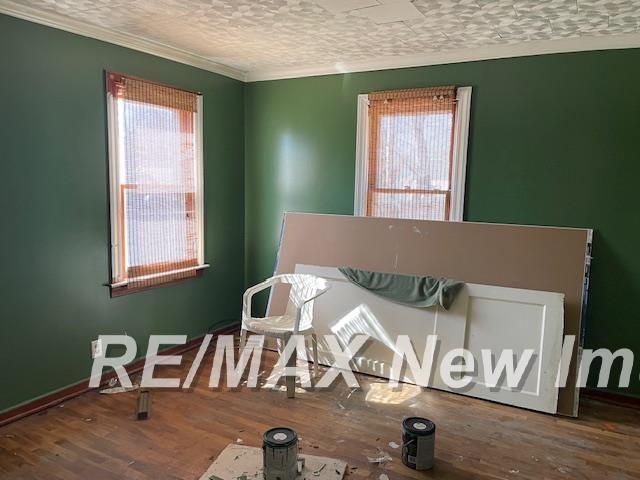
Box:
left=338, top=267, right=465, bottom=310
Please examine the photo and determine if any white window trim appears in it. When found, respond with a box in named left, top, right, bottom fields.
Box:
left=106, top=91, right=207, bottom=287
left=354, top=86, right=472, bottom=221
left=195, top=95, right=205, bottom=265
left=106, top=91, right=123, bottom=283
left=354, top=94, right=370, bottom=217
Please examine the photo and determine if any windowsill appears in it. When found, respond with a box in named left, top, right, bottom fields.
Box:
left=109, top=266, right=207, bottom=298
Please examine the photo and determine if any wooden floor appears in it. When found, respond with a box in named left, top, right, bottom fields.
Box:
left=1, top=348, right=639, bottom=480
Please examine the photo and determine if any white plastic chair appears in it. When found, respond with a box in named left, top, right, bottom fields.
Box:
left=240, top=274, right=330, bottom=395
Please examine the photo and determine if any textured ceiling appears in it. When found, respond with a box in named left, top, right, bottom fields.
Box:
left=6, top=0, right=640, bottom=76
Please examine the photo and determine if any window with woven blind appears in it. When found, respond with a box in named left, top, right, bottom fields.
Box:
left=106, top=72, right=206, bottom=295
left=355, top=86, right=471, bottom=222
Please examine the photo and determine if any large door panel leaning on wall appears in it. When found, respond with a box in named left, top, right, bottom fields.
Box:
left=268, top=213, right=591, bottom=416
left=295, top=265, right=565, bottom=414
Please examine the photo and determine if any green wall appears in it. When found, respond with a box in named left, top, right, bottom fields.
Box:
left=0, top=15, right=245, bottom=412
left=245, top=49, right=640, bottom=396
left=2, top=12, right=639, bottom=410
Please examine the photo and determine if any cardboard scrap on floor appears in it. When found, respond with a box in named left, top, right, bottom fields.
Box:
left=199, top=444, right=346, bottom=480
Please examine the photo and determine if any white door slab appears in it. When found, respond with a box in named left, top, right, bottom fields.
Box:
left=295, top=264, right=564, bottom=414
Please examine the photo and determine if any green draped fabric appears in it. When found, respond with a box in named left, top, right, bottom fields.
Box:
left=338, top=267, right=465, bottom=310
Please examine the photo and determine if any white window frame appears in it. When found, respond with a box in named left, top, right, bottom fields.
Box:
left=106, top=92, right=207, bottom=288
left=354, top=86, right=472, bottom=222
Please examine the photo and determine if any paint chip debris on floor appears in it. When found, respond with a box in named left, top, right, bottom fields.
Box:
left=364, top=448, right=392, bottom=465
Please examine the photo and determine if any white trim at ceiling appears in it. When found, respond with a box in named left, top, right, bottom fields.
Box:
left=0, top=0, right=246, bottom=81
left=245, top=33, right=640, bottom=82
left=1, top=0, right=640, bottom=84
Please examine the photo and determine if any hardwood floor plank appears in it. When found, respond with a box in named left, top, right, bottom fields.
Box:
left=0, top=349, right=639, bottom=479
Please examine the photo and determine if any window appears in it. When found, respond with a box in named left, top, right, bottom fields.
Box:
left=106, top=72, right=206, bottom=294
left=355, top=86, right=471, bottom=221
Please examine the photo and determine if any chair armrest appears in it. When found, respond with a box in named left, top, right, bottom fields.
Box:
left=242, top=276, right=284, bottom=321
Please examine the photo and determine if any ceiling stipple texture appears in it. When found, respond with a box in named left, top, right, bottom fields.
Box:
left=5, top=0, right=640, bottom=77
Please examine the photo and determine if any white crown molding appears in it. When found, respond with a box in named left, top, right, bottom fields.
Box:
left=0, top=0, right=246, bottom=81
left=245, top=33, right=640, bottom=82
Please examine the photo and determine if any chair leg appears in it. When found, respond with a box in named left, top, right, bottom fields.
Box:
left=284, top=332, right=295, bottom=399
left=311, top=333, right=319, bottom=378
left=239, top=328, right=247, bottom=351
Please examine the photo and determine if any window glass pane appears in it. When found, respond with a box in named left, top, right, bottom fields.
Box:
left=370, top=192, right=448, bottom=221
left=125, top=190, right=191, bottom=267
left=122, top=100, right=190, bottom=189
left=120, top=99, right=197, bottom=269
left=376, top=112, right=452, bottom=191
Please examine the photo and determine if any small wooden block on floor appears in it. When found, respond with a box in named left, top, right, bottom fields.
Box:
left=199, top=444, right=347, bottom=480
left=137, top=390, right=150, bottom=420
